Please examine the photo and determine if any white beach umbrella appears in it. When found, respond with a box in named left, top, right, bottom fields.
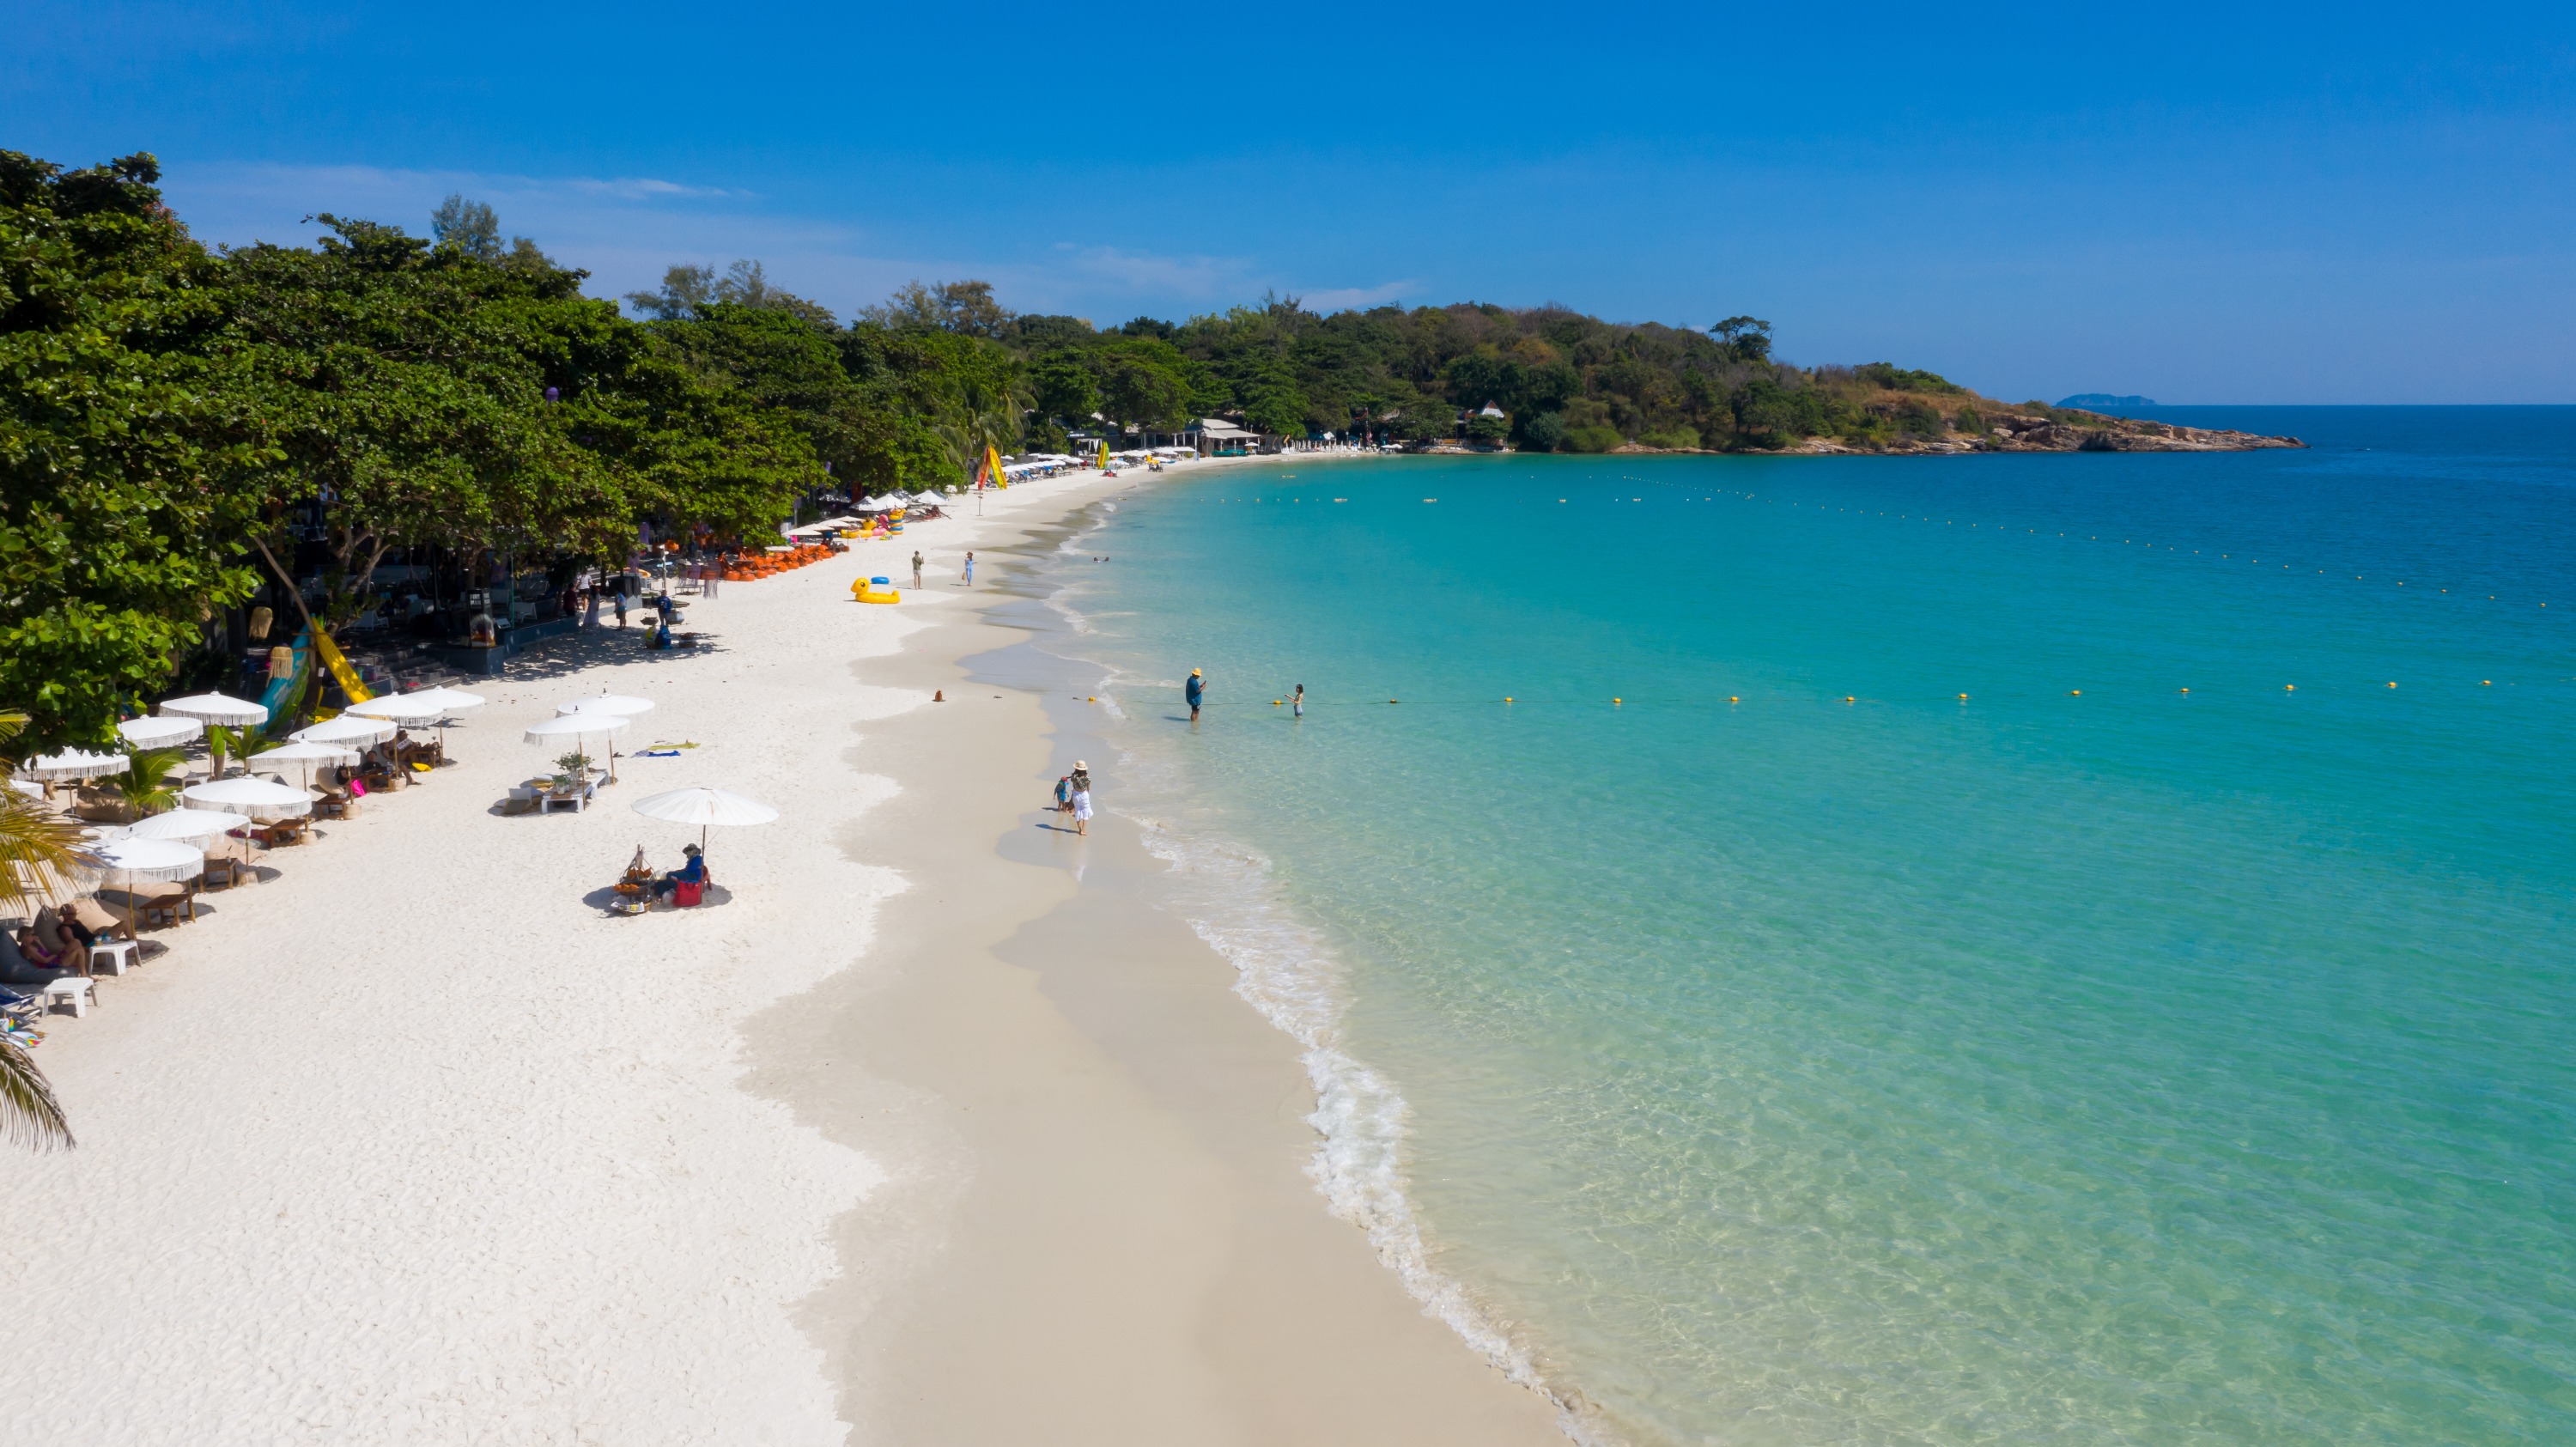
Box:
left=407, top=687, right=486, bottom=712
left=91, top=836, right=203, bottom=884
left=292, top=714, right=398, bottom=748
left=16, top=749, right=127, bottom=782
left=630, top=786, right=778, bottom=850
left=118, top=715, right=204, bottom=749
left=157, top=692, right=270, bottom=727
left=555, top=695, right=654, bottom=719
left=89, top=835, right=205, bottom=933
left=526, top=711, right=630, bottom=781
left=346, top=692, right=448, bottom=723
left=123, top=808, right=253, bottom=843
left=249, top=740, right=360, bottom=790
left=183, top=775, right=313, bottom=820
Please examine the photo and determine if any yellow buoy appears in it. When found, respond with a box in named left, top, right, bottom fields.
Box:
left=2179, top=688, right=2190, bottom=693
left=1728, top=696, right=1740, bottom=703
left=1613, top=697, right=1623, bottom=704
left=1844, top=696, right=1856, bottom=703
left=1957, top=693, right=1969, bottom=701
left=1504, top=696, right=1514, bottom=702
left=2482, top=680, right=2493, bottom=686
left=2386, top=682, right=2397, bottom=688
left=2286, top=684, right=2297, bottom=691
left=1273, top=700, right=1282, bottom=706
left=2069, top=690, right=2081, bottom=696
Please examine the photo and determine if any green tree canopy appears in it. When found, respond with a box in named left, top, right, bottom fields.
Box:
left=0, top=150, right=272, bottom=748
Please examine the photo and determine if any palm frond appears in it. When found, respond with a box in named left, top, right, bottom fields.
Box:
left=0, top=791, right=88, bottom=915
left=0, top=1037, right=74, bottom=1150
left=112, top=747, right=187, bottom=816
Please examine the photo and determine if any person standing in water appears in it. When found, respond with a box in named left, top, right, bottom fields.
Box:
left=961, top=551, right=975, bottom=587
left=1186, top=668, right=1206, bottom=722
left=912, top=550, right=925, bottom=589
left=1291, top=683, right=1304, bottom=719
left=1069, top=762, right=1093, bottom=836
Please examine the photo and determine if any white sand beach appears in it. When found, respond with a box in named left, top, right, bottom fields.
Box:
left=0, top=457, right=1560, bottom=1445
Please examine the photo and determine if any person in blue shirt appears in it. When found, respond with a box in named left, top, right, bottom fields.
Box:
left=1186, top=668, right=1205, bottom=722
left=651, top=844, right=707, bottom=900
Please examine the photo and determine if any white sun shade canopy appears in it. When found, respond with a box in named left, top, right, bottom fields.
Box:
left=182, top=776, right=313, bottom=819
left=292, top=715, right=398, bottom=747
left=346, top=693, right=450, bottom=723
left=629, top=787, right=779, bottom=829
left=556, top=695, right=654, bottom=719
left=156, top=692, right=270, bottom=727
left=16, top=749, right=127, bottom=781
left=250, top=741, right=361, bottom=768
left=121, top=808, right=253, bottom=843
left=118, top=715, right=204, bottom=748
left=524, top=714, right=631, bottom=742
left=90, top=836, right=205, bottom=885
left=405, top=687, right=486, bottom=712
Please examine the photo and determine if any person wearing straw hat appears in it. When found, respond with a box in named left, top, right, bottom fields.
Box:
left=1069, top=762, right=1093, bottom=837
left=1185, top=668, right=1206, bottom=723
left=648, top=843, right=707, bottom=902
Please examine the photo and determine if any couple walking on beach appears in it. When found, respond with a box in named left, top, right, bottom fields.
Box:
left=1053, top=762, right=1093, bottom=836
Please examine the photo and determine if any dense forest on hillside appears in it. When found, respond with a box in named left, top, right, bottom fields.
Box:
left=3, top=147, right=2100, bottom=749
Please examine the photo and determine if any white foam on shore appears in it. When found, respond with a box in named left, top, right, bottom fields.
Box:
left=1126, top=816, right=1597, bottom=1440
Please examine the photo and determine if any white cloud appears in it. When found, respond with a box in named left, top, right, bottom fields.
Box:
left=1299, top=280, right=1419, bottom=312
left=155, top=163, right=1366, bottom=326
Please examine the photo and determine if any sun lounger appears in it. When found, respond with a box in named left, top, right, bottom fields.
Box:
left=136, top=885, right=197, bottom=929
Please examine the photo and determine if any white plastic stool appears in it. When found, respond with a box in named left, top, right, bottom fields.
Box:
left=41, top=978, right=94, bottom=1018
left=88, top=940, right=140, bottom=976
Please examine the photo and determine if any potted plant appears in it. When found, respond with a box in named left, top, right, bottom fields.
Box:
left=550, top=750, right=593, bottom=793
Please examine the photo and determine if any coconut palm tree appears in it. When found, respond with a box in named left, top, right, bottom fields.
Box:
left=108, top=748, right=186, bottom=821
left=933, top=370, right=1033, bottom=483
left=0, top=711, right=82, bottom=1148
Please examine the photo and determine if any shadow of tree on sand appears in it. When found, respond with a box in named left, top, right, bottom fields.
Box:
left=499, top=626, right=731, bottom=684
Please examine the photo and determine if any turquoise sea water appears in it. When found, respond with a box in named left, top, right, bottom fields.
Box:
left=1041, top=409, right=2576, bottom=1446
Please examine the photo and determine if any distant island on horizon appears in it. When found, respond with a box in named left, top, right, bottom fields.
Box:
left=2058, top=393, right=2158, bottom=408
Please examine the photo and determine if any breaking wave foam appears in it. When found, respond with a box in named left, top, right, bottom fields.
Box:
left=1130, top=815, right=1597, bottom=1441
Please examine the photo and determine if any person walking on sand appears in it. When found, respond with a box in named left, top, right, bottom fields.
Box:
left=961, top=551, right=975, bottom=587
left=613, top=587, right=629, bottom=629
left=1291, top=683, right=1304, bottom=719
left=582, top=587, right=600, bottom=631
left=1069, top=762, right=1093, bottom=836
left=912, top=550, right=925, bottom=589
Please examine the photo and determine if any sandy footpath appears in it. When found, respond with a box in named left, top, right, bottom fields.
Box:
left=0, top=454, right=1561, bottom=1445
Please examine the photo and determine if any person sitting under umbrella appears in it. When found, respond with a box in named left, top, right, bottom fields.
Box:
left=648, top=843, right=708, bottom=901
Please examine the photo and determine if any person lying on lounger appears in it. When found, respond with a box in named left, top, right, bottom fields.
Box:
left=647, top=844, right=707, bottom=899
left=13, top=927, right=72, bottom=973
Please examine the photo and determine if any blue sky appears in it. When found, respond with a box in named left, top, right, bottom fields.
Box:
left=10, top=2, right=2575, bottom=402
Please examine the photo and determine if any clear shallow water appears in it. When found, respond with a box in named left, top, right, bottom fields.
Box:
left=1042, top=410, right=2576, bottom=1446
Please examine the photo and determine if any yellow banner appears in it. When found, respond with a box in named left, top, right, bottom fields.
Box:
left=313, top=629, right=373, bottom=704
left=987, top=444, right=1008, bottom=489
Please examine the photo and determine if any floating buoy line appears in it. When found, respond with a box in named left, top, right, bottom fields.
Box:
left=1181, top=476, right=2563, bottom=615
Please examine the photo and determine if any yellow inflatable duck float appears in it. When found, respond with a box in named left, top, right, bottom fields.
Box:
left=852, top=575, right=901, bottom=605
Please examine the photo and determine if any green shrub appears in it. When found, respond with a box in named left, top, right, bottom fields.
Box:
left=1638, top=425, right=1702, bottom=450
left=1564, top=424, right=1624, bottom=453
left=1516, top=410, right=1568, bottom=452
left=1892, top=399, right=1946, bottom=435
